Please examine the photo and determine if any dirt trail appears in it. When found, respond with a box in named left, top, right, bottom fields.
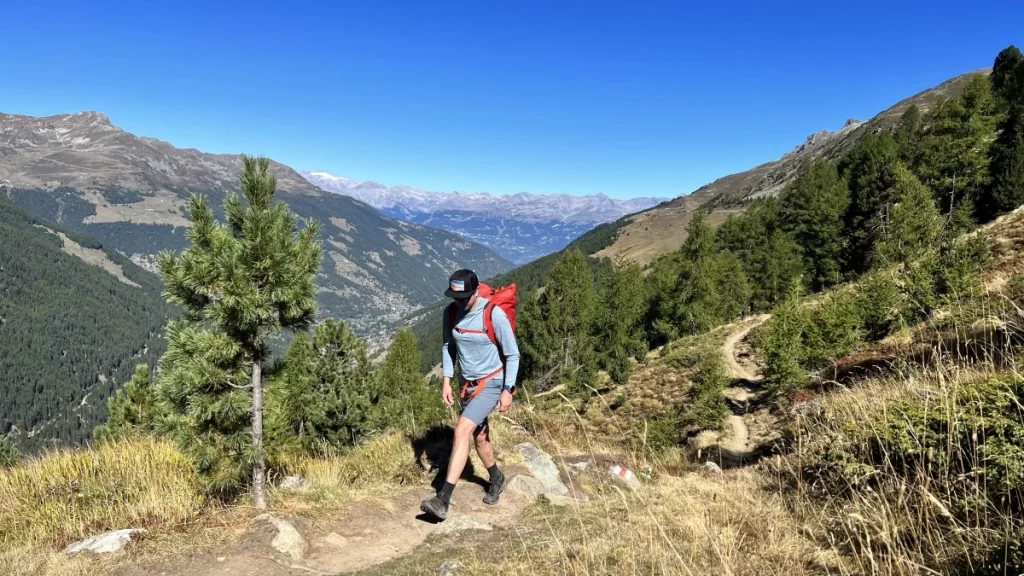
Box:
left=722, top=314, right=770, bottom=382
left=116, top=472, right=536, bottom=576
left=718, top=315, right=769, bottom=456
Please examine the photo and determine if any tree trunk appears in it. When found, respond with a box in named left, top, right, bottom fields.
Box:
left=251, top=357, right=266, bottom=510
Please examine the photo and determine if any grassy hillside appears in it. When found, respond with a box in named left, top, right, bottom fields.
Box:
left=0, top=194, right=172, bottom=451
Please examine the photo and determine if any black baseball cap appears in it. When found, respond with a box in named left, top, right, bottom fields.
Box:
left=445, top=269, right=479, bottom=299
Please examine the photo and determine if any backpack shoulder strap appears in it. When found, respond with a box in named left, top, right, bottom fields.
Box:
left=483, top=302, right=502, bottom=352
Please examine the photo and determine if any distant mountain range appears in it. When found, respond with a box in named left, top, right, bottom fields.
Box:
left=0, top=111, right=512, bottom=338
left=302, top=171, right=668, bottom=263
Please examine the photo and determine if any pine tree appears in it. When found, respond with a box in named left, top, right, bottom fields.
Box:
left=780, top=160, right=849, bottom=289
left=894, top=105, right=923, bottom=168
left=377, top=328, right=443, bottom=435
left=763, top=279, right=808, bottom=393
left=158, top=156, right=322, bottom=508
left=672, top=211, right=725, bottom=334
left=982, top=48, right=1024, bottom=221
left=93, top=364, right=160, bottom=442
left=875, top=163, right=943, bottom=266
left=268, top=319, right=373, bottom=452
left=917, top=75, right=996, bottom=216
left=840, top=132, right=900, bottom=273
left=685, top=351, right=728, bottom=430
left=747, top=230, right=804, bottom=310
left=545, top=249, right=599, bottom=397
left=596, top=262, right=648, bottom=385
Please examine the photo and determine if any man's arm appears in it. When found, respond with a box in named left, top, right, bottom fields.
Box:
left=492, top=308, right=519, bottom=392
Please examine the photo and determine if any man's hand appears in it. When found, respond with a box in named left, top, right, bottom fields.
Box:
left=441, top=378, right=454, bottom=406
left=498, top=389, right=514, bottom=412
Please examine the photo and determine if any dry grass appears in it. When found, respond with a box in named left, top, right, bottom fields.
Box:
left=776, top=362, right=1023, bottom=575
left=0, top=438, right=204, bottom=549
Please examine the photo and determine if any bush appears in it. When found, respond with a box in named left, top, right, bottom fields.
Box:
left=764, top=292, right=808, bottom=393
left=857, top=270, right=907, bottom=340
left=0, top=439, right=204, bottom=547
left=636, top=410, right=683, bottom=455
left=801, top=290, right=862, bottom=369
left=0, top=438, right=20, bottom=469
left=685, top=352, right=729, bottom=430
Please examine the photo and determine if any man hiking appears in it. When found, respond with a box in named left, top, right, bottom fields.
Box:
left=420, top=269, right=519, bottom=521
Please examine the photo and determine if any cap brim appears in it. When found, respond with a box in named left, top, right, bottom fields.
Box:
left=445, top=289, right=472, bottom=299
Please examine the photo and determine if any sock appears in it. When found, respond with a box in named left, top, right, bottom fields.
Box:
left=438, top=481, right=456, bottom=505
left=487, top=464, right=502, bottom=482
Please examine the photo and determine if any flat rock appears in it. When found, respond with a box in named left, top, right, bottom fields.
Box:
left=704, top=461, right=723, bottom=474
left=438, top=560, right=465, bottom=575
left=255, top=514, right=306, bottom=561
left=324, top=532, right=349, bottom=548
left=64, top=529, right=146, bottom=554
left=568, top=460, right=590, bottom=471
left=279, top=475, right=307, bottom=491
left=507, top=474, right=546, bottom=497
left=516, top=443, right=568, bottom=495
left=434, top=516, right=493, bottom=535
left=542, top=493, right=587, bottom=507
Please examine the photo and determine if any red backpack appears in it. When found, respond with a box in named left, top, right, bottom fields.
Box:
left=447, top=282, right=517, bottom=353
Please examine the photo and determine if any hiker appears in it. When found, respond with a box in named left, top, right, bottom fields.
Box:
left=420, top=269, right=519, bottom=521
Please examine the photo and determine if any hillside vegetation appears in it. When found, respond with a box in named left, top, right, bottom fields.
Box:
left=0, top=194, right=171, bottom=451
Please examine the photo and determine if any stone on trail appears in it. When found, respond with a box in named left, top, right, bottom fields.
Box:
left=568, top=460, right=590, bottom=471
left=516, top=443, right=568, bottom=495
left=63, top=529, right=146, bottom=554
left=434, top=515, right=493, bottom=535
left=507, top=474, right=546, bottom=497
left=438, top=560, right=465, bottom=575
left=255, top=513, right=306, bottom=561
left=703, top=461, right=724, bottom=474
left=324, top=532, right=349, bottom=548
left=279, top=475, right=307, bottom=491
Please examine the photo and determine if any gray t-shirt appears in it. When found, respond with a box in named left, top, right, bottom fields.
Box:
left=441, top=297, right=520, bottom=391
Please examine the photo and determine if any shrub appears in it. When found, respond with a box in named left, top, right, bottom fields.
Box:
left=636, top=410, right=683, bottom=455
left=764, top=291, right=808, bottom=393
left=685, top=352, right=729, bottom=430
left=857, top=270, right=907, bottom=340
left=0, top=438, right=20, bottom=469
left=0, top=439, right=203, bottom=547
left=801, top=290, right=862, bottom=369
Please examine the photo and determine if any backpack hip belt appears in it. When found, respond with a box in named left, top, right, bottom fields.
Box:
left=460, top=366, right=505, bottom=401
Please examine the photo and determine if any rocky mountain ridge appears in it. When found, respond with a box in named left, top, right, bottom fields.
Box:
left=303, top=170, right=666, bottom=262
left=0, top=111, right=512, bottom=334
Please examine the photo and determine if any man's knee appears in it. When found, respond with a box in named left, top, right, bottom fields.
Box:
left=454, top=417, right=478, bottom=440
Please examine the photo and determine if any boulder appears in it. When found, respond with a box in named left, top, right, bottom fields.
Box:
left=63, top=529, right=146, bottom=554
left=434, top=516, right=492, bottom=535
left=255, top=514, right=306, bottom=561
left=516, top=443, right=568, bottom=495
left=279, top=475, right=307, bottom=491
left=507, top=474, right=546, bottom=497
left=703, top=461, right=723, bottom=474
left=438, top=560, right=465, bottom=575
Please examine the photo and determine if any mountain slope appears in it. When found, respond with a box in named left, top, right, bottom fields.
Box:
left=593, top=69, right=990, bottom=264
left=0, top=194, right=171, bottom=451
left=0, top=112, right=512, bottom=336
left=302, top=171, right=667, bottom=263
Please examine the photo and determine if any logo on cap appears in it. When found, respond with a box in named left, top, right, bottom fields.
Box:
left=451, top=280, right=466, bottom=292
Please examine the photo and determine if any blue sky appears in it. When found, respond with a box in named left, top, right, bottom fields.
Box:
left=1, top=1, right=1021, bottom=199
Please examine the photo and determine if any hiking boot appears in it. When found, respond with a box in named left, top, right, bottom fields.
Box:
left=420, top=495, right=449, bottom=521
left=483, top=471, right=507, bottom=505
